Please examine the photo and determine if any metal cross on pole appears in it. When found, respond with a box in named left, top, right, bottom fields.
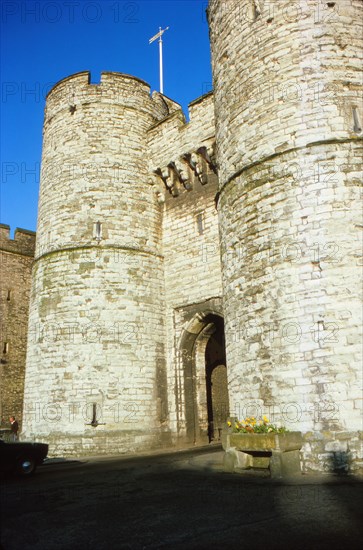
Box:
left=149, top=26, right=169, bottom=95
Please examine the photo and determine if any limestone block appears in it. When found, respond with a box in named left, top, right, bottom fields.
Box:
left=270, top=450, right=302, bottom=479
left=223, top=448, right=253, bottom=472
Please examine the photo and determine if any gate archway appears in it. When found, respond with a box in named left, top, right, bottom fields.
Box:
left=180, top=312, right=229, bottom=444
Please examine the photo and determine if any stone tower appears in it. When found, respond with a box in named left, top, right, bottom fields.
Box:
left=208, top=0, right=362, bottom=469
left=22, top=72, right=169, bottom=454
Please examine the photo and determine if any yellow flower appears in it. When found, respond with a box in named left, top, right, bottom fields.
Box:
left=263, top=415, right=269, bottom=423
left=227, top=421, right=231, bottom=427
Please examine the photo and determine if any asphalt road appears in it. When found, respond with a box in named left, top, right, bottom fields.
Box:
left=1, top=446, right=362, bottom=550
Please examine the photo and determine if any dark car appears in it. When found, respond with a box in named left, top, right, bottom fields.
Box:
left=0, top=439, right=49, bottom=476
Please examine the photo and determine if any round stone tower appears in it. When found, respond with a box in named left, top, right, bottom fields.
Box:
left=208, top=0, right=362, bottom=471
left=22, top=72, right=169, bottom=455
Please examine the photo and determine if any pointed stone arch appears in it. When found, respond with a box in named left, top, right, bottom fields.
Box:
left=178, top=305, right=229, bottom=445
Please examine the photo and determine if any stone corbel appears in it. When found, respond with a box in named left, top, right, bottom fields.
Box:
left=149, top=175, right=165, bottom=204
left=169, top=161, right=192, bottom=191
left=196, top=146, right=218, bottom=175
left=154, top=168, right=171, bottom=194
left=167, top=163, right=181, bottom=197
left=154, top=167, right=180, bottom=197
left=182, top=153, right=207, bottom=185
left=193, top=152, right=208, bottom=185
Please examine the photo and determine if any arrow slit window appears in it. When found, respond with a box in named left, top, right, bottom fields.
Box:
left=94, top=222, right=102, bottom=240
left=196, top=212, right=205, bottom=235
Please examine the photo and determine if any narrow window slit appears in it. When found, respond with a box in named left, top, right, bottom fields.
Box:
left=352, top=107, right=362, bottom=133
left=91, top=403, right=98, bottom=427
left=94, top=221, right=102, bottom=240
left=197, top=213, right=205, bottom=235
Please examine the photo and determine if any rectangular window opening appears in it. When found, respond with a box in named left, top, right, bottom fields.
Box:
left=3, top=342, right=9, bottom=355
left=197, top=212, right=205, bottom=235
left=6, top=290, right=11, bottom=301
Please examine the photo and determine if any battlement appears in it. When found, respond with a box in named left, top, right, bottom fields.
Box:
left=46, top=70, right=151, bottom=99
left=44, top=71, right=167, bottom=126
left=149, top=91, right=214, bottom=135
left=0, top=224, right=36, bottom=256
left=44, top=71, right=215, bottom=138
left=188, top=91, right=214, bottom=115
left=148, top=91, right=216, bottom=198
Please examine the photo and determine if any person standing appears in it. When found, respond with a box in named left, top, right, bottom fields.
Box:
left=9, top=416, right=19, bottom=441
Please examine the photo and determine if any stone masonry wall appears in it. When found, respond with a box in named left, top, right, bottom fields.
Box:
left=20, top=74, right=224, bottom=456
left=22, top=72, right=171, bottom=455
left=209, top=0, right=362, bottom=472
left=0, top=225, right=35, bottom=427
left=12, top=1, right=361, bottom=469
left=148, top=93, right=223, bottom=441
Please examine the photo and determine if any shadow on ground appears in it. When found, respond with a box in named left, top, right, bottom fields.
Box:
left=1, top=447, right=362, bottom=549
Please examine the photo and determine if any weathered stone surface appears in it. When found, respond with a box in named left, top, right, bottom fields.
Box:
left=224, top=432, right=303, bottom=453
left=19, top=71, right=223, bottom=456
left=223, top=431, right=303, bottom=476
left=301, top=430, right=363, bottom=473
left=4, top=1, right=362, bottom=471
left=209, top=0, right=363, bottom=473
left=0, top=225, right=35, bottom=427
left=270, top=450, right=302, bottom=479
left=223, top=447, right=253, bottom=472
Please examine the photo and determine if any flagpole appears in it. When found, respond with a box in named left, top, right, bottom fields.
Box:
left=149, top=26, right=169, bottom=95
left=159, top=28, right=164, bottom=94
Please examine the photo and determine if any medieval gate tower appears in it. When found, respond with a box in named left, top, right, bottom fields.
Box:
left=22, top=74, right=170, bottom=452
left=208, top=0, right=362, bottom=469
left=20, top=0, right=362, bottom=471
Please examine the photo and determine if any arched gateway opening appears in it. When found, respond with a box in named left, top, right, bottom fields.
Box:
left=180, top=313, right=229, bottom=445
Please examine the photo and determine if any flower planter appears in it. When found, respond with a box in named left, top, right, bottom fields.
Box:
left=222, top=431, right=303, bottom=478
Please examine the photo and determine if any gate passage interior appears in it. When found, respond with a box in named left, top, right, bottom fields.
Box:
left=181, top=313, right=229, bottom=444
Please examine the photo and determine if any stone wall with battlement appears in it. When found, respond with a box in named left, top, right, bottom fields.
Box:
left=22, top=72, right=170, bottom=454
left=8, top=0, right=362, bottom=470
left=8, top=76, right=223, bottom=452
left=147, top=93, right=223, bottom=441
left=0, top=224, right=36, bottom=257
left=0, top=225, right=35, bottom=426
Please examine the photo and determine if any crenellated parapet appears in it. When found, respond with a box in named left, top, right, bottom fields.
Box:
left=44, top=71, right=172, bottom=125
left=148, top=92, right=218, bottom=199
left=0, top=224, right=36, bottom=257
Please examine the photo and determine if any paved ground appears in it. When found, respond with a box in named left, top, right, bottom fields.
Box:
left=1, top=445, right=362, bottom=549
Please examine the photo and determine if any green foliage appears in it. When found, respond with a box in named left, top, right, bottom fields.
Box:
left=227, top=416, right=288, bottom=434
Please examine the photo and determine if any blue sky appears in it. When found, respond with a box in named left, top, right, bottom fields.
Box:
left=0, top=0, right=212, bottom=235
